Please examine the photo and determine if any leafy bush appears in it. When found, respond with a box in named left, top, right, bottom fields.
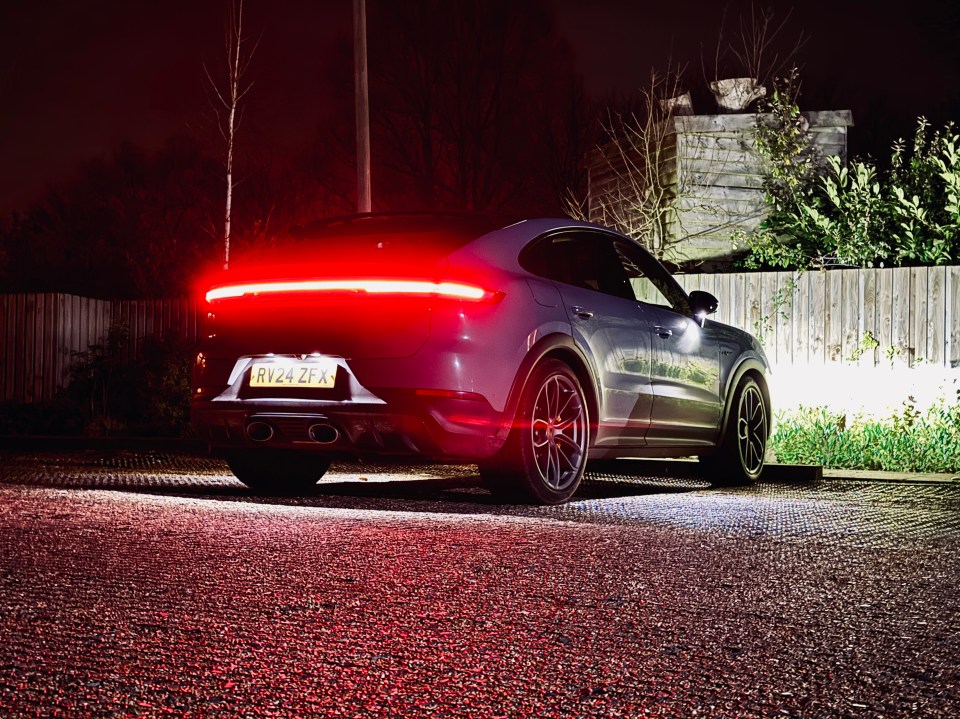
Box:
left=20, top=321, right=195, bottom=437
left=743, top=72, right=960, bottom=270
left=128, top=333, right=194, bottom=435
left=65, top=321, right=133, bottom=434
left=771, top=396, right=960, bottom=473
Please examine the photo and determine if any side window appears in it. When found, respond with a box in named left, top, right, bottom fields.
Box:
left=614, top=240, right=690, bottom=313
left=521, top=233, right=635, bottom=301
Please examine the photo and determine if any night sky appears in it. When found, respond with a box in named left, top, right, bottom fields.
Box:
left=3, top=0, right=959, bottom=215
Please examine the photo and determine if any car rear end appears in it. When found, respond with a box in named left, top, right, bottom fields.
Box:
left=191, top=215, right=534, bottom=463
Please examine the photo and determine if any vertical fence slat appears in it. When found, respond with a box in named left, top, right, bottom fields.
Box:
left=927, top=266, right=945, bottom=366
left=877, top=268, right=893, bottom=363
left=775, top=272, right=794, bottom=366
left=793, top=272, right=809, bottom=367
left=717, top=275, right=734, bottom=324
left=826, top=270, right=842, bottom=363
left=840, top=269, right=859, bottom=365
left=40, top=294, right=55, bottom=402
left=746, top=273, right=761, bottom=346
left=949, top=267, right=959, bottom=368
left=759, top=272, right=777, bottom=361
left=54, top=294, right=67, bottom=393
left=23, top=294, right=37, bottom=403
left=810, top=271, right=826, bottom=365
left=892, top=268, right=911, bottom=366
left=911, top=267, right=928, bottom=365
left=861, top=268, right=878, bottom=368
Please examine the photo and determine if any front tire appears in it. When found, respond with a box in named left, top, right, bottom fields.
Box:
left=225, top=449, right=331, bottom=494
left=702, top=375, right=769, bottom=486
left=481, top=359, right=589, bottom=505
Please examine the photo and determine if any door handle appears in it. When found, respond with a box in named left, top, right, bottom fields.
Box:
left=571, top=306, right=594, bottom=319
left=654, top=326, right=673, bottom=338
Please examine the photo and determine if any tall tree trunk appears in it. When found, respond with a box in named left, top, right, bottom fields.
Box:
left=205, top=0, right=256, bottom=269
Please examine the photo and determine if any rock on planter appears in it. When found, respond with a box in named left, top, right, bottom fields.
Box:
left=710, top=77, right=766, bottom=112
left=660, top=91, right=694, bottom=116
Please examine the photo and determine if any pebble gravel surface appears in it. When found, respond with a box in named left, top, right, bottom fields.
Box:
left=0, top=450, right=957, bottom=718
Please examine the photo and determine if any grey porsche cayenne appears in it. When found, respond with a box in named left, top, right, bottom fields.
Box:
left=191, top=214, right=771, bottom=504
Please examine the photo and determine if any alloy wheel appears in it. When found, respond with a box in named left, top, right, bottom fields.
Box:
left=529, top=372, right=587, bottom=491
left=736, top=383, right=768, bottom=478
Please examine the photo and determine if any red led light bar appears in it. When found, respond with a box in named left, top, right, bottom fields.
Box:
left=205, top=279, right=498, bottom=303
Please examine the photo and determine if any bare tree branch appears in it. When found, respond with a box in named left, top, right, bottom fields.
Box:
left=205, top=0, right=258, bottom=269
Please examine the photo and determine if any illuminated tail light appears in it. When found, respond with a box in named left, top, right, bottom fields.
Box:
left=205, top=279, right=501, bottom=303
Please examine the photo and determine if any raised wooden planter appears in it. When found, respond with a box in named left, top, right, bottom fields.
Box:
left=587, top=110, right=854, bottom=267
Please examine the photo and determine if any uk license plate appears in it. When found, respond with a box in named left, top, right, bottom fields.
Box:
left=249, top=360, right=338, bottom=388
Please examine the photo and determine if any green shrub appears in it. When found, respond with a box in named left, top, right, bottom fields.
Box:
left=744, top=72, right=960, bottom=270
left=771, top=397, right=960, bottom=473
left=128, top=333, right=194, bottom=436
left=48, top=320, right=194, bottom=437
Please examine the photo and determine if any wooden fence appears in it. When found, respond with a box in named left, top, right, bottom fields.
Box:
left=674, top=265, right=960, bottom=368
left=2, top=264, right=958, bottom=403
left=1, top=294, right=202, bottom=404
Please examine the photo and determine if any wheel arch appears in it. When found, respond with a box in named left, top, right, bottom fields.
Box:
left=497, top=333, right=600, bottom=446
left=719, top=358, right=772, bottom=441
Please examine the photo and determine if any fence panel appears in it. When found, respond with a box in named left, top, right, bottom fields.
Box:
left=1, top=268, right=957, bottom=403
left=1, top=295, right=201, bottom=403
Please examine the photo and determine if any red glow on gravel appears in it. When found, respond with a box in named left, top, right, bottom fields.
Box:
left=205, top=279, right=497, bottom=303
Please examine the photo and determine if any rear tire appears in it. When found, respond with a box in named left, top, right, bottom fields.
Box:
left=225, top=449, right=331, bottom=494
left=702, top=375, right=768, bottom=486
left=480, top=359, right=589, bottom=505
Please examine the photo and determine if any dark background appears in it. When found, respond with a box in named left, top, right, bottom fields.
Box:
left=2, top=0, right=959, bottom=296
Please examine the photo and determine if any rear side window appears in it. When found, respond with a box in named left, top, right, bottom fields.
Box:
left=520, top=230, right=691, bottom=313
left=520, top=232, right=634, bottom=301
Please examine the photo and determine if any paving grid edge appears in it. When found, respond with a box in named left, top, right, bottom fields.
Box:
left=0, top=437, right=956, bottom=485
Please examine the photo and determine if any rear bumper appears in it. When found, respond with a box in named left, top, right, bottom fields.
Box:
left=191, top=391, right=506, bottom=462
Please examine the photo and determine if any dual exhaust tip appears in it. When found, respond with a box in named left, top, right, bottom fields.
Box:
left=245, top=420, right=340, bottom=445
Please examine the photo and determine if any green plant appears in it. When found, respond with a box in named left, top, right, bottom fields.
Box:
left=745, top=75, right=960, bottom=270
left=743, top=69, right=827, bottom=269
left=770, top=396, right=960, bottom=473
left=752, top=275, right=798, bottom=346
left=61, top=321, right=194, bottom=436
left=847, top=330, right=880, bottom=362
left=67, top=321, right=133, bottom=434
left=807, top=156, right=892, bottom=266
left=888, top=118, right=960, bottom=264
left=130, top=334, right=194, bottom=435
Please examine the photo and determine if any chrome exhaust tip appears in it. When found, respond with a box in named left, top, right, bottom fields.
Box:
left=246, top=421, right=275, bottom=443
left=307, top=423, right=340, bottom=444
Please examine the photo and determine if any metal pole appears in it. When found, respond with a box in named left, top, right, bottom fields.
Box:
left=354, top=0, right=371, bottom=213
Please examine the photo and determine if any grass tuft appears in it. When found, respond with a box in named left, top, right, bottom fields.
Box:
left=770, top=396, right=960, bottom=473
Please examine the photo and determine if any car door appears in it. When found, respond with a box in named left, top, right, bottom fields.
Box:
left=613, top=240, right=722, bottom=446
left=528, top=232, right=657, bottom=447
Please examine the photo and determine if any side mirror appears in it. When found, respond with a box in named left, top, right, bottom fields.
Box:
left=689, top=290, right=719, bottom=321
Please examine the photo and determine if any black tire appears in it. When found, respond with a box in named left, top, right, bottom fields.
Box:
left=702, top=375, right=769, bottom=486
left=480, top=359, right=589, bottom=505
left=225, top=449, right=330, bottom=494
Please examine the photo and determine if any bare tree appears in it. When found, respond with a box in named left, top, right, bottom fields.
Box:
left=368, top=0, right=579, bottom=213
left=204, top=0, right=258, bottom=269
left=566, top=67, right=693, bottom=259
left=703, top=5, right=806, bottom=87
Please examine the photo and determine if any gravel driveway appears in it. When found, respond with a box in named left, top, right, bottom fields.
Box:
left=0, top=451, right=957, bottom=718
